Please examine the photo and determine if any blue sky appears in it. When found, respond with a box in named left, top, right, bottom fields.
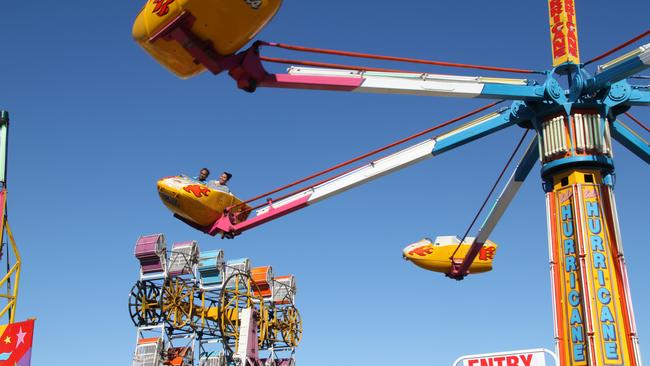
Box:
left=1, top=0, right=649, bottom=365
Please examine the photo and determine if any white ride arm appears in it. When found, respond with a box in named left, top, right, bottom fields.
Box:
left=259, top=67, right=545, bottom=101
left=448, top=136, right=539, bottom=279
left=211, top=107, right=523, bottom=236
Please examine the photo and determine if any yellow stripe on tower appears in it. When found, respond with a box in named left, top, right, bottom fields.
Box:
left=548, top=0, right=581, bottom=67
left=549, top=170, right=637, bottom=366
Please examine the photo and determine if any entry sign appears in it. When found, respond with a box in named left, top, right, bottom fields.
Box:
left=455, top=348, right=556, bottom=366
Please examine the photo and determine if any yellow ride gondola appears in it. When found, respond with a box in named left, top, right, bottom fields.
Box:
left=402, top=236, right=497, bottom=275
left=132, top=0, right=283, bottom=78
left=158, top=176, right=251, bottom=229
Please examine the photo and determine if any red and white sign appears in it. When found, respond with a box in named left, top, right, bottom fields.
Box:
left=455, top=348, right=554, bottom=366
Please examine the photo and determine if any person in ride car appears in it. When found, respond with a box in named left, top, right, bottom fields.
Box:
left=194, top=168, right=210, bottom=183
left=208, top=172, right=232, bottom=193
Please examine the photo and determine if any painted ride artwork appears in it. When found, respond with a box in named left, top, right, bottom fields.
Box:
left=403, top=236, right=497, bottom=275
left=128, top=0, right=650, bottom=365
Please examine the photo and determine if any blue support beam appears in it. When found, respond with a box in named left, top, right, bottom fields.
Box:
left=588, top=44, right=650, bottom=92
left=480, top=83, right=545, bottom=101
left=612, top=120, right=650, bottom=164
left=627, top=88, right=650, bottom=106
left=432, top=109, right=520, bottom=155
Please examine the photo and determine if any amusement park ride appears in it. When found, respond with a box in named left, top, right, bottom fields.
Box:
left=129, top=233, right=301, bottom=366
left=131, top=0, right=649, bottom=365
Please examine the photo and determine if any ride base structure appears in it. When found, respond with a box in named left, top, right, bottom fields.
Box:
left=0, top=111, right=20, bottom=325
left=131, top=0, right=649, bottom=365
left=129, top=233, right=301, bottom=366
left=0, top=111, right=35, bottom=366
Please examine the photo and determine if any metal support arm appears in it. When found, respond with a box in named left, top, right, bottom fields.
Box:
left=148, top=18, right=546, bottom=101
left=588, top=43, right=650, bottom=92
left=448, top=136, right=540, bottom=280
left=259, top=67, right=545, bottom=101
left=611, top=120, right=650, bottom=164
left=627, top=88, right=650, bottom=106
left=211, top=108, right=524, bottom=237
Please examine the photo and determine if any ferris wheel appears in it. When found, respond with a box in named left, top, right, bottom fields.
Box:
left=129, top=233, right=301, bottom=366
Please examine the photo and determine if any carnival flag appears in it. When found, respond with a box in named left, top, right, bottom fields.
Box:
left=0, top=319, right=35, bottom=366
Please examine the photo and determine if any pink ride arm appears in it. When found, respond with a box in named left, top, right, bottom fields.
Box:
left=212, top=138, right=439, bottom=238
left=211, top=109, right=517, bottom=239
left=209, top=195, right=311, bottom=237
left=260, top=73, right=362, bottom=91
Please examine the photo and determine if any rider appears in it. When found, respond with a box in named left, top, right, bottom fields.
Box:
left=208, top=172, right=232, bottom=193
left=193, top=168, right=210, bottom=183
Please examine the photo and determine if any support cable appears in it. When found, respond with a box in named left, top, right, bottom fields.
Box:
left=260, top=56, right=412, bottom=74
left=449, top=129, right=529, bottom=261
left=259, top=41, right=543, bottom=75
left=624, top=112, right=650, bottom=134
left=236, top=100, right=506, bottom=211
left=583, top=29, right=650, bottom=66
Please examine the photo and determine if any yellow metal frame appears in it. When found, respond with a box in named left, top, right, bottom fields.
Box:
left=0, top=220, right=21, bottom=323
left=219, top=272, right=267, bottom=350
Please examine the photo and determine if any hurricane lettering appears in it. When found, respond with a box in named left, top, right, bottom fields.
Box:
left=549, top=0, right=563, bottom=21
left=565, top=1, right=578, bottom=59
left=552, top=23, right=567, bottom=58
left=564, top=0, right=575, bottom=16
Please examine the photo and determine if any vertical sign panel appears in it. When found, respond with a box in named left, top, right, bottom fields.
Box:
left=578, top=185, right=632, bottom=365
left=548, top=0, right=580, bottom=66
left=551, top=186, right=588, bottom=365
